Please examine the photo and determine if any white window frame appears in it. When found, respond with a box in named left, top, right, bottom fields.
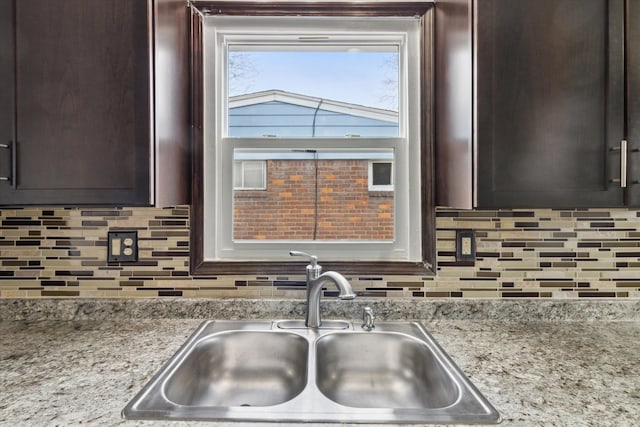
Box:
left=202, top=15, right=422, bottom=262
left=368, top=160, right=394, bottom=191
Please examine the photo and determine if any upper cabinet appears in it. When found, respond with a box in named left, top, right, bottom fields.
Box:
left=436, top=0, right=638, bottom=208
left=0, top=0, right=189, bottom=206
left=628, top=0, right=640, bottom=206
left=0, top=0, right=15, bottom=192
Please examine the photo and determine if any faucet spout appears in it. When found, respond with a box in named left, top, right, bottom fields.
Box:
left=290, top=251, right=356, bottom=328
left=306, top=271, right=355, bottom=328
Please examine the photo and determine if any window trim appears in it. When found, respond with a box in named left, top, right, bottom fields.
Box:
left=211, top=17, right=416, bottom=260
left=189, top=2, right=436, bottom=276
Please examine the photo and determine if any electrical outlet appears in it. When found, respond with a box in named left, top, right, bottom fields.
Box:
left=108, top=231, right=138, bottom=263
left=461, top=236, right=472, bottom=255
left=456, top=229, right=476, bottom=262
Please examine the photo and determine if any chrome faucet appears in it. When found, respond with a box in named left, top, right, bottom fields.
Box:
left=290, top=251, right=356, bottom=328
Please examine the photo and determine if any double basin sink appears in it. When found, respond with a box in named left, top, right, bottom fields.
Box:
left=123, top=320, right=500, bottom=424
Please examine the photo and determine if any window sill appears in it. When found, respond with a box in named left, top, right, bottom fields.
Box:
left=191, top=260, right=435, bottom=276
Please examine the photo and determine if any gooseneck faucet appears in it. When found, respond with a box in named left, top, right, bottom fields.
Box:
left=290, top=251, right=356, bottom=328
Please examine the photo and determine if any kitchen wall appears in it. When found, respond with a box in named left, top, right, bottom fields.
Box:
left=1, top=206, right=639, bottom=299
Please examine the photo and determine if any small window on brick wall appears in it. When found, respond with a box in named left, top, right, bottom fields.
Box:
left=233, top=160, right=266, bottom=190
left=369, top=161, right=394, bottom=191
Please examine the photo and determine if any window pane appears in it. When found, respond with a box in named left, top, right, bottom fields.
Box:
left=234, top=160, right=265, bottom=189
left=243, top=161, right=265, bottom=188
left=372, top=162, right=392, bottom=186
left=233, top=149, right=395, bottom=241
left=228, top=47, right=399, bottom=138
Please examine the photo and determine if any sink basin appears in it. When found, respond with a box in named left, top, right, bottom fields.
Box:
left=164, top=330, right=308, bottom=407
left=123, top=320, right=500, bottom=424
left=316, top=332, right=459, bottom=409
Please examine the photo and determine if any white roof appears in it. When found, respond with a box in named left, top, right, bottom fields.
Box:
left=229, top=89, right=398, bottom=123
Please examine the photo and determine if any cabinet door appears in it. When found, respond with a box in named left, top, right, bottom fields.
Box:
left=476, top=0, right=625, bottom=207
left=0, top=0, right=14, bottom=186
left=0, top=0, right=151, bottom=205
left=628, top=0, right=640, bottom=206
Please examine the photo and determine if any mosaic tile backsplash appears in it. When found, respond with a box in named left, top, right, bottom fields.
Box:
left=1, top=206, right=639, bottom=299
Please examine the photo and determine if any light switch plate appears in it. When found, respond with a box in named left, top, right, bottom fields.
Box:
left=456, top=229, right=476, bottom=262
left=108, top=231, right=138, bottom=263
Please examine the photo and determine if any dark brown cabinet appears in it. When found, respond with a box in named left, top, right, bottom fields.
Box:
left=0, top=0, right=14, bottom=189
left=436, top=0, right=638, bottom=208
left=628, top=0, right=640, bottom=206
left=0, top=0, right=189, bottom=206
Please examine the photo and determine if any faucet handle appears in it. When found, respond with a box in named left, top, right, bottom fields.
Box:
left=289, top=250, right=318, bottom=267
left=362, top=306, right=375, bottom=331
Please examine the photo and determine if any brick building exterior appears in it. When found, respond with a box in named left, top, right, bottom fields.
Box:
left=230, top=90, right=397, bottom=241
left=233, top=159, right=394, bottom=240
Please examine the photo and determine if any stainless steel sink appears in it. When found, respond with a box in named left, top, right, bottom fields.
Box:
left=164, top=330, right=308, bottom=407
left=123, top=320, right=500, bottom=424
left=316, top=332, right=459, bottom=409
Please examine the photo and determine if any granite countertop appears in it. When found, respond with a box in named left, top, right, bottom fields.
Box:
left=0, top=299, right=639, bottom=426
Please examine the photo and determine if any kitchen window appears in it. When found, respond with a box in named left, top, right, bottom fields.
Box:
left=190, top=2, right=435, bottom=275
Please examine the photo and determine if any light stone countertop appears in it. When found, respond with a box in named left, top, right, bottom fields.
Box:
left=0, top=299, right=639, bottom=426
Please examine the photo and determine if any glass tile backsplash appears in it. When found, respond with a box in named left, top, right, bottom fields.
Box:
left=1, top=207, right=639, bottom=299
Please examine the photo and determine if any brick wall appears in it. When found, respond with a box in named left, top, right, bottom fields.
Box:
left=233, top=159, right=394, bottom=240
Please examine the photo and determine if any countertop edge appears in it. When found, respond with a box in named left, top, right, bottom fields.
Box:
left=1, top=297, right=638, bottom=322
